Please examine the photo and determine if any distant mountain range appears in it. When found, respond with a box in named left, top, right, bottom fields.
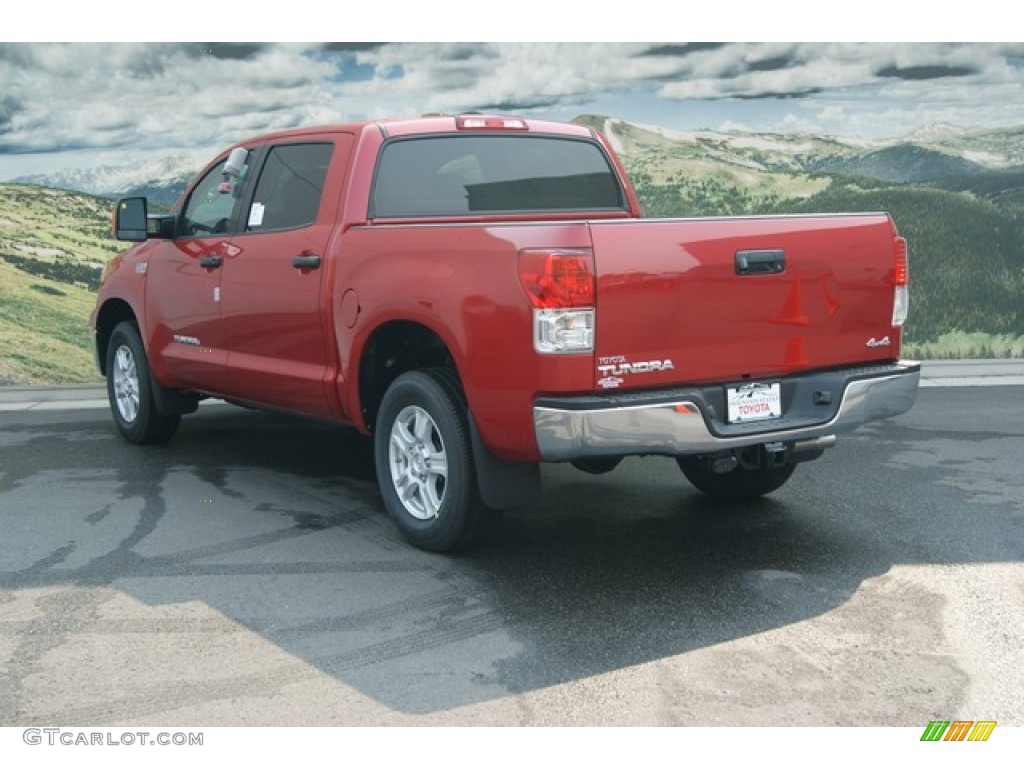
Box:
left=580, top=116, right=1024, bottom=180
left=13, top=118, right=1024, bottom=204
left=13, top=152, right=206, bottom=206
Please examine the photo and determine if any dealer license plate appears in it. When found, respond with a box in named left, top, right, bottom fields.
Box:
left=727, top=382, right=782, bottom=423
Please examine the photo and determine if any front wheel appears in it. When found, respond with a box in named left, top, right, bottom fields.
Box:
left=106, top=322, right=180, bottom=444
left=676, top=457, right=796, bottom=500
left=374, top=369, right=492, bottom=552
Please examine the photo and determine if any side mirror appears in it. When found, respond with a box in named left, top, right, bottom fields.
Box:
left=224, top=147, right=248, bottom=178
left=113, top=197, right=148, bottom=241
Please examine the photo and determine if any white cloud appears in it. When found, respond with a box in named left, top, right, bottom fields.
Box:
left=2, top=42, right=1024, bottom=179
left=0, top=43, right=338, bottom=154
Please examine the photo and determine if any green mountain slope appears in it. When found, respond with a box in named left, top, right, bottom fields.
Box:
left=763, top=180, right=1024, bottom=346
left=809, top=144, right=986, bottom=182
left=0, top=184, right=121, bottom=384
left=0, top=260, right=100, bottom=384
left=578, top=115, right=832, bottom=215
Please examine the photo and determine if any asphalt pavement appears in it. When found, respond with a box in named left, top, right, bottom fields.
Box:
left=0, top=363, right=1022, bottom=728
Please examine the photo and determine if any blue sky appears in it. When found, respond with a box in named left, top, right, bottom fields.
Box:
left=2, top=34, right=1023, bottom=179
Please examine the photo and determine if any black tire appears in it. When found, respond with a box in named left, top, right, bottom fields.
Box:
left=676, top=457, right=796, bottom=500
left=374, top=369, right=493, bottom=552
left=105, top=322, right=180, bottom=444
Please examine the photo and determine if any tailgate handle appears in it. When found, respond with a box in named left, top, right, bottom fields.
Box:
left=736, top=249, right=785, bottom=275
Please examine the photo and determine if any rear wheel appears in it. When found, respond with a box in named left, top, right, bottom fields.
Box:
left=374, top=369, right=495, bottom=552
left=106, top=322, right=180, bottom=444
left=676, top=457, right=796, bottom=500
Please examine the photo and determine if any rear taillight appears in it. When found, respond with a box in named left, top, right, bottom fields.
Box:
left=518, top=249, right=594, bottom=308
left=518, top=249, right=595, bottom=354
left=892, top=236, right=909, bottom=326
left=894, top=237, right=908, bottom=287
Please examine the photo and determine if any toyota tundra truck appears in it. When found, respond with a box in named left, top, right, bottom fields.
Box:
left=92, top=114, right=920, bottom=552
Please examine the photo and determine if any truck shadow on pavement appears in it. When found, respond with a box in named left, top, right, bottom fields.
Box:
left=0, top=390, right=1021, bottom=723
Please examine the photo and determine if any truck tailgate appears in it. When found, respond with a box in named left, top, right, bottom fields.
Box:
left=590, top=214, right=902, bottom=391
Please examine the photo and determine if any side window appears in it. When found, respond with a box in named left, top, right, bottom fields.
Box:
left=246, top=143, right=334, bottom=232
left=180, top=154, right=249, bottom=237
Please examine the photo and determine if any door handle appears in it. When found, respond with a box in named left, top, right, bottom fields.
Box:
left=292, top=254, right=321, bottom=270
left=198, top=255, right=222, bottom=269
left=735, top=249, right=785, bottom=275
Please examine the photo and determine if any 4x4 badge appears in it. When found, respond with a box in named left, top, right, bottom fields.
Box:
left=866, top=336, right=891, bottom=348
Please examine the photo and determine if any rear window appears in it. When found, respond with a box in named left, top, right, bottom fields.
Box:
left=370, top=135, right=624, bottom=217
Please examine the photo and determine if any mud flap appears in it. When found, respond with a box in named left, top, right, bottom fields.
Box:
left=468, top=414, right=540, bottom=509
left=149, top=373, right=200, bottom=416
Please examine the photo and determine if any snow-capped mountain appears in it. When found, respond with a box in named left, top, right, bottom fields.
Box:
left=14, top=153, right=204, bottom=205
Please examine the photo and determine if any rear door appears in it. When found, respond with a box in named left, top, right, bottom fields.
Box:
left=590, top=214, right=901, bottom=391
left=216, top=134, right=353, bottom=418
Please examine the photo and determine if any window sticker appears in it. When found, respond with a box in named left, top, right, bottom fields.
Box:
left=248, top=202, right=265, bottom=227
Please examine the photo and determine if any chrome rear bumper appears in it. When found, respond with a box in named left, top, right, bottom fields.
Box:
left=534, top=361, right=920, bottom=462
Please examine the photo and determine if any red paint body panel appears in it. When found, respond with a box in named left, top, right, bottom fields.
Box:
left=590, top=214, right=901, bottom=390
left=148, top=237, right=234, bottom=389
left=336, top=222, right=596, bottom=460
left=213, top=131, right=354, bottom=419
left=93, top=116, right=906, bottom=464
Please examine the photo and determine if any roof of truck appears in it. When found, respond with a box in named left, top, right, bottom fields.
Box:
left=233, top=115, right=596, bottom=146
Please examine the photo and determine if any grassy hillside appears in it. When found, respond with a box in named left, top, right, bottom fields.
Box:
left=0, top=184, right=120, bottom=384
left=761, top=179, right=1024, bottom=347
left=582, top=115, right=831, bottom=216
left=808, top=144, right=986, bottom=182
left=0, top=184, right=122, bottom=266
left=0, top=260, right=100, bottom=384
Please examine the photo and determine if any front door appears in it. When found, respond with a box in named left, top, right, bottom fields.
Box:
left=145, top=152, right=252, bottom=392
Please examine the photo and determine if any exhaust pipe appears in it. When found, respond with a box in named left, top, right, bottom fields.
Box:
left=790, top=435, right=836, bottom=463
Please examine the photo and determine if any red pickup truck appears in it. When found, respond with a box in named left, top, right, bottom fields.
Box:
left=92, top=114, right=920, bottom=551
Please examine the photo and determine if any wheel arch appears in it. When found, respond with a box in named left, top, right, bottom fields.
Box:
left=356, top=319, right=460, bottom=435
left=94, top=299, right=139, bottom=377
left=98, top=304, right=198, bottom=417
left=356, top=319, right=541, bottom=512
